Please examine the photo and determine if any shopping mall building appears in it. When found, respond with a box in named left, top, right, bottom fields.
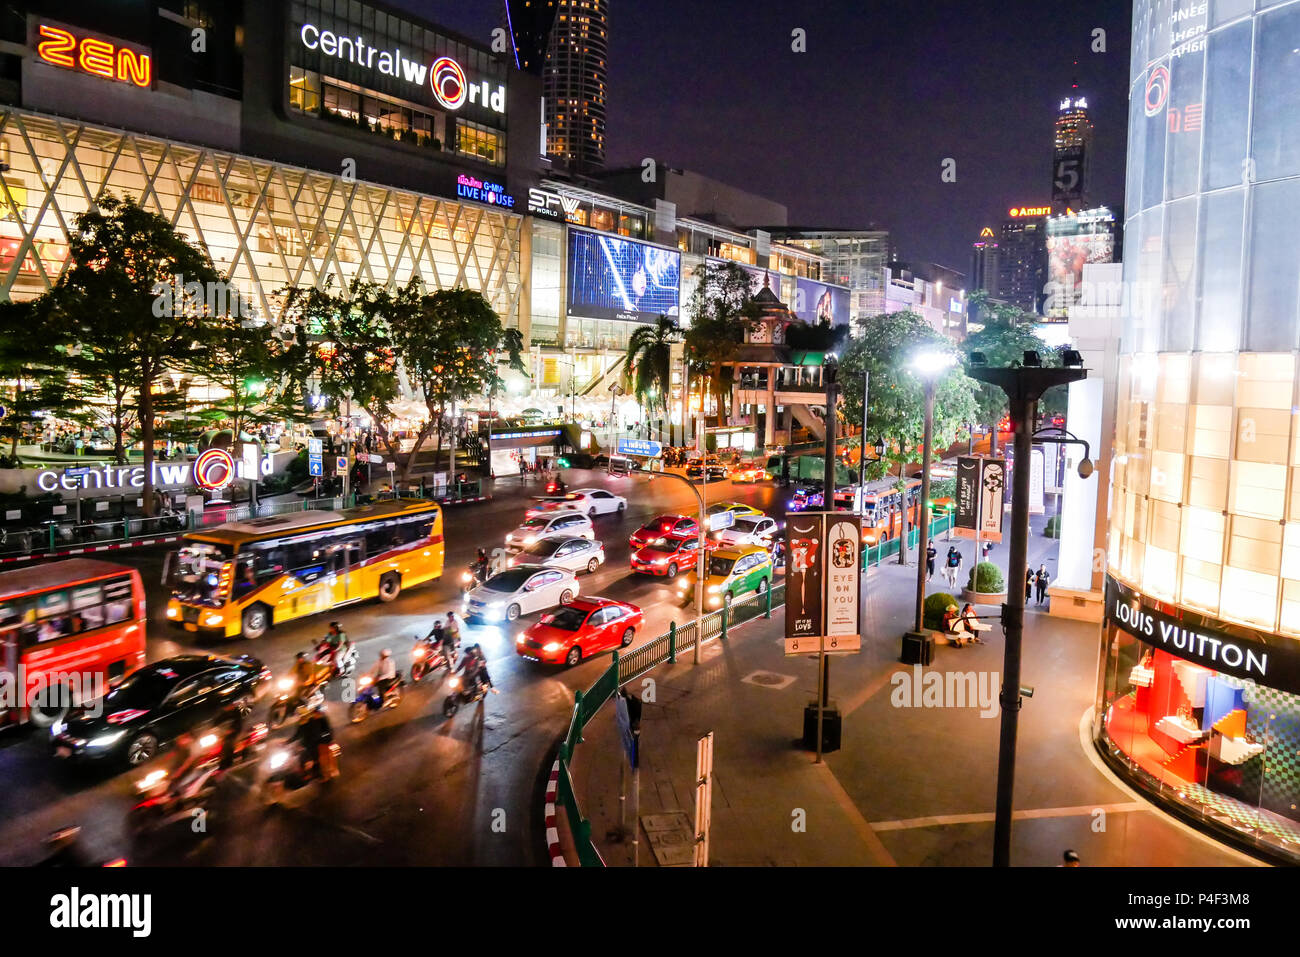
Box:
left=1096, top=0, right=1300, bottom=863
left=0, top=0, right=852, bottom=454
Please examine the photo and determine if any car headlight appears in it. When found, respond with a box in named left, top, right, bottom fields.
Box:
left=515, top=635, right=525, bottom=644
left=506, top=533, right=514, bottom=541
left=51, top=718, right=64, bottom=736
left=166, top=607, right=179, bottom=619
left=204, top=613, right=223, bottom=626
left=525, top=535, right=537, bottom=545
left=708, top=584, right=721, bottom=593
left=543, top=642, right=562, bottom=653
left=277, top=677, right=293, bottom=692
left=87, top=731, right=125, bottom=749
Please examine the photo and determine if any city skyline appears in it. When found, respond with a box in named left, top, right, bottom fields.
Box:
left=408, top=0, right=1131, bottom=277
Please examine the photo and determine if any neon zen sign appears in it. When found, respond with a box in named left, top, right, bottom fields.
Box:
left=299, top=23, right=505, bottom=114
left=35, top=23, right=151, bottom=88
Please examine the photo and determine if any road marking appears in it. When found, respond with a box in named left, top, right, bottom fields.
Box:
left=842, top=664, right=909, bottom=718
left=812, top=762, right=896, bottom=866
left=869, top=802, right=1149, bottom=832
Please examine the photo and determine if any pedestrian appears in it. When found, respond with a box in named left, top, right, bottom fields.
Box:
left=1060, top=849, right=1081, bottom=867
left=519, top=456, right=527, bottom=482
left=74, top=434, right=83, bottom=456
left=925, top=541, right=937, bottom=582
left=1026, top=568, right=1034, bottom=602
left=981, top=540, right=993, bottom=561
left=945, top=545, right=962, bottom=588
left=1035, top=564, right=1050, bottom=605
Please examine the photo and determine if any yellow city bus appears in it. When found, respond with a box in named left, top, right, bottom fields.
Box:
left=163, top=500, right=444, bottom=639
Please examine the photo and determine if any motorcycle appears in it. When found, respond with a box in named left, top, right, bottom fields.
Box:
left=442, top=673, right=493, bottom=717
left=261, top=741, right=341, bottom=806
left=545, top=476, right=567, bottom=495
left=127, top=724, right=269, bottom=834
left=410, top=638, right=451, bottom=683
left=348, top=673, right=404, bottom=723
left=460, top=560, right=489, bottom=596
left=313, top=639, right=358, bottom=681
left=268, top=677, right=326, bottom=730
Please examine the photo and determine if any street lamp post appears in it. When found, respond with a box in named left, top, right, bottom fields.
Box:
left=908, top=351, right=956, bottom=633
left=815, top=356, right=840, bottom=758
left=967, top=350, right=1088, bottom=868
left=857, top=369, right=869, bottom=510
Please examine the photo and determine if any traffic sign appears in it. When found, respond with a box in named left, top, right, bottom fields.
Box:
left=617, top=437, right=663, bottom=458
left=308, top=459, right=323, bottom=477
left=0, top=404, right=7, bottom=420
left=308, top=438, right=323, bottom=456
left=369, top=454, right=384, bottom=464
left=62, top=466, right=95, bottom=478
left=707, top=510, right=735, bottom=531
left=336, top=456, right=347, bottom=471
left=386, top=462, right=396, bottom=473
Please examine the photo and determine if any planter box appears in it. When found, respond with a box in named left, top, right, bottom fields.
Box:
left=961, top=589, right=1006, bottom=606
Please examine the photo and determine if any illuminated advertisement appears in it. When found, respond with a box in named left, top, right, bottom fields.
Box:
left=33, top=21, right=151, bottom=88
left=455, top=174, right=515, bottom=209
left=793, top=277, right=850, bottom=327
left=566, top=228, right=680, bottom=323
left=1044, top=208, right=1114, bottom=319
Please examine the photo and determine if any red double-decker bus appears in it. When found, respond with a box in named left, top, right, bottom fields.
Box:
left=0, top=559, right=147, bottom=726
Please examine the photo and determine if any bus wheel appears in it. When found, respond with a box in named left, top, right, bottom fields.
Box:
left=242, top=605, right=270, bottom=640
left=378, top=573, right=401, bottom=603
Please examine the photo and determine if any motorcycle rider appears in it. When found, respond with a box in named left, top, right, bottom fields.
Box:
left=444, top=612, right=462, bottom=652
left=316, top=622, right=352, bottom=679
left=290, top=700, right=336, bottom=780
left=474, top=548, right=489, bottom=582
left=369, top=648, right=399, bottom=698
left=292, top=651, right=316, bottom=693
left=456, top=644, right=492, bottom=698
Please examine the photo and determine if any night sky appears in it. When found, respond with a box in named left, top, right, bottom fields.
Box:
left=399, top=0, right=1133, bottom=281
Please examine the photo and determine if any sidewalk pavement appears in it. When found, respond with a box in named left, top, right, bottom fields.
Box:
left=567, top=512, right=1259, bottom=867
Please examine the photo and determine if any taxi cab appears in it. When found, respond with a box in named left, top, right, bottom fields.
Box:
left=676, top=543, right=773, bottom=609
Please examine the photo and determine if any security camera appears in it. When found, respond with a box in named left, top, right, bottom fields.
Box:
left=1077, top=458, right=1095, bottom=479
left=1020, top=685, right=1035, bottom=698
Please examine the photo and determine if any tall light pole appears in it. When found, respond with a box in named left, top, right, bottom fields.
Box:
left=909, top=351, right=956, bottom=632
left=967, top=349, right=1087, bottom=868
left=857, top=369, right=869, bottom=509
left=816, top=354, right=839, bottom=757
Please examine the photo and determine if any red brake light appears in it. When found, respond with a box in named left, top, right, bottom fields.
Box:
left=106, top=709, right=147, bottom=725
left=102, top=858, right=127, bottom=867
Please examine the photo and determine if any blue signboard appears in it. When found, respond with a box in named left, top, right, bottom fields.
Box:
left=308, top=458, right=323, bottom=477
left=62, top=466, right=96, bottom=478
left=617, top=438, right=663, bottom=458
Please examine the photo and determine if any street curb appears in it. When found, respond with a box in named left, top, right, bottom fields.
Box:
left=0, top=534, right=183, bottom=565
left=544, top=759, right=567, bottom=867
left=441, top=495, right=492, bottom=506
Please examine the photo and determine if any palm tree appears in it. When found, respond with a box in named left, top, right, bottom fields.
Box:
left=624, top=315, right=679, bottom=442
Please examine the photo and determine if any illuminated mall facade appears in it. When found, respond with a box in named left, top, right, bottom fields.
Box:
left=1097, top=0, right=1300, bottom=863
left=0, top=0, right=849, bottom=449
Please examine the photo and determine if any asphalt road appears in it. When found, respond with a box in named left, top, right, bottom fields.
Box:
left=0, top=468, right=790, bottom=866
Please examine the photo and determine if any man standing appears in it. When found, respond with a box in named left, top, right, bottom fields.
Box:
left=1026, top=568, right=1034, bottom=602
left=925, top=541, right=937, bottom=582
left=945, top=546, right=963, bottom=589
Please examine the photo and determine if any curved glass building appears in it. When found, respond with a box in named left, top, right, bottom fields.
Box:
left=1096, top=0, right=1300, bottom=862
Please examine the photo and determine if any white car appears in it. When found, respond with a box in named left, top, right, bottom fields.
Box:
left=560, top=488, right=627, bottom=517
left=464, top=565, right=580, bottom=622
left=510, top=536, right=606, bottom=574
left=715, top=515, right=781, bottom=548
left=505, top=511, right=595, bottom=552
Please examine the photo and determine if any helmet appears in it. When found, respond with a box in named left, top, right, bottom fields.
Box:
left=296, top=651, right=307, bottom=660
left=380, top=649, right=392, bottom=658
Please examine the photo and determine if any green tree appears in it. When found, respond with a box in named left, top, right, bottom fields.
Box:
left=399, top=286, right=523, bottom=480
left=840, top=311, right=977, bottom=563
left=683, top=261, right=759, bottom=418
left=965, top=291, right=1067, bottom=452
left=0, top=300, right=88, bottom=465
left=624, top=314, right=679, bottom=436
left=35, top=194, right=229, bottom=513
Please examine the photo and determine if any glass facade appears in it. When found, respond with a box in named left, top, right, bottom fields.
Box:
left=1097, top=0, right=1300, bottom=863
left=0, top=109, right=524, bottom=326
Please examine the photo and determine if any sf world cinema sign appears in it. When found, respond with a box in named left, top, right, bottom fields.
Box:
left=299, top=23, right=505, bottom=114
left=1105, top=577, right=1300, bottom=696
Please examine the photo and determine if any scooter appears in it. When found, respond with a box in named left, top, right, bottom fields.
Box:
left=127, top=724, right=269, bottom=835
left=268, top=678, right=326, bottom=730
left=348, top=673, right=404, bottom=723
left=442, top=673, right=493, bottom=717
left=313, top=640, right=358, bottom=681
left=410, top=638, right=451, bottom=683
left=261, top=741, right=341, bottom=806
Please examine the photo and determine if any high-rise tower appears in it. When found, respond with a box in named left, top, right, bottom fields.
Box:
left=505, top=0, right=608, bottom=174
left=1052, top=75, right=1093, bottom=212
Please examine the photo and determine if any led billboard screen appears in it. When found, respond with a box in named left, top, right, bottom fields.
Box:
left=1045, top=208, right=1115, bottom=319
left=793, top=277, right=850, bottom=327
left=567, top=229, right=681, bottom=323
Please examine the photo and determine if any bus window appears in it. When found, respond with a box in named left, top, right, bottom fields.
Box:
left=170, top=542, right=234, bottom=605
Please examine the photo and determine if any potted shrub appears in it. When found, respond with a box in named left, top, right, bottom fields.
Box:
left=1044, top=515, right=1060, bottom=538
left=962, top=560, right=1006, bottom=604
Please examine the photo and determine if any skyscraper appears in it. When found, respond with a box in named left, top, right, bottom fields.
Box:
left=1052, top=83, right=1093, bottom=212
left=996, top=218, right=1046, bottom=313
left=505, top=0, right=608, bottom=174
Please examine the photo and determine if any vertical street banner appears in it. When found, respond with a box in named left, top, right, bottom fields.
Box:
left=1029, top=447, right=1046, bottom=515
left=784, top=514, right=824, bottom=640
left=825, top=517, right=861, bottom=637
left=979, top=457, right=1007, bottom=544
left=953, top=456, right=981, bottom=540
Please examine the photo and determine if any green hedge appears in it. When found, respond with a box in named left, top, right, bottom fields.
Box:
left=923, top=591, right=960, bottom=630
left=967, top=560, right=1005, bottom=593
left=1044, top=515, right=1061, bottom=538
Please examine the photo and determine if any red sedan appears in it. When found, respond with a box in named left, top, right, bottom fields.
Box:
left=516, top=597, right=644, bottom=667
left=628, top=514, right=698, bottom=549
left=630, top=533, right=707, bottom=578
